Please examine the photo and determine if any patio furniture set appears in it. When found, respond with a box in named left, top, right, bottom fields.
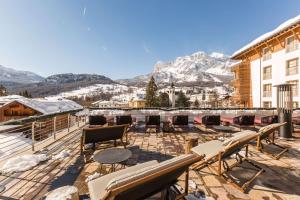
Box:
left=81, top=114, right=290, bottom=199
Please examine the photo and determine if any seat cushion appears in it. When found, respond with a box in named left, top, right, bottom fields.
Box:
left=191, top=140, right=224, bottom=160
left=106, top=154, right=196, bottom=191
left=88, top=160, right=158, bottom=200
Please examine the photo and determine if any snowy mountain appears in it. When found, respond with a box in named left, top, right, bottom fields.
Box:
left=45, top=73, right=113, bottom=84
left=118, top=51, right=235, bottom=86
left=0, top=65, right=44, bottom=84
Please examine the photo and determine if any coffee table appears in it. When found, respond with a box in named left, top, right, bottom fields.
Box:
left=94, top=148, right=132, bottom=173
left=212, top=125, right=236, bottom=138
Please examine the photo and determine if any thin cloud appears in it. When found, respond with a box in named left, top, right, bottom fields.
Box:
left=82, top=7, right=86, bottom=17
left=87, top=27, right=91, bottom=31
left=142, top=42, right=151, bottom=53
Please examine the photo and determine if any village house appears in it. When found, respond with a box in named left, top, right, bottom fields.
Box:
left=0, top=95, right=83, bottom=122
left=231, top=15, right=300, bottom=108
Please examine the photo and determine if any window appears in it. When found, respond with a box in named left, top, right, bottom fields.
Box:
left=263, top=101, right=272, bottom=108
left=262, top=47, right=272, bottom=61
left=293, top=101, right=299, bottom=108
left=263, top=84, right=272, bottom=97
left=286, top=58, right=298, bottom=75
left=287, top=80, right=299, bottom=97
left=286, top=36, right=298, bottom=53
left=263, top=66, right=272, bottom=80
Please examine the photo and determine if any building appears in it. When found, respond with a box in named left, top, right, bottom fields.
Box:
left=91, top=100, right=129, bottom=108
left=0, top=95, right=83, bottom=122
left=128, top=98, right=146, bottom=108
left=231, top=15, right=300, bottom=108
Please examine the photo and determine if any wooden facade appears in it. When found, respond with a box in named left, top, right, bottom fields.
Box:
left=0, top=101, right=41, bottom=122
left=231, top=62, right=252, bottom=107
left=231, top=23, right=300, bottom=107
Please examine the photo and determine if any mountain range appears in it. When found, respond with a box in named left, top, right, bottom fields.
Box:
left=0, top=51, right=234, bottom=97
left=118, top=51, right=234, bottom=86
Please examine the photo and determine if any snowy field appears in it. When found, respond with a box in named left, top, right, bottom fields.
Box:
left=0, top=132, right=32, bottom=160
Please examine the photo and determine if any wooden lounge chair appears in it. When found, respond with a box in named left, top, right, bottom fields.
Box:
left=255, top=114, right=278, bottom=126
left=255, top=122, right=288, bottom=159
left=145, top=115, right=161, bottom=133
left=81, top=124, right=128, bottom=155
left=116, top=115, right=133, bottom=126
left=172, top=115, right=189, bottom=132
left=194, top=114, right=221, bottom=127
left=191, top=130, right=263, bottom=192
left=89, top=115, right=107, bottom=126
left=87, top=154, right=202, bottom=200
left=221, top=114, right=255, bottom=130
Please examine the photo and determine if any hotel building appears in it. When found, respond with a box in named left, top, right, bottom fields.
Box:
left=231, top=15, right=300, bottom=108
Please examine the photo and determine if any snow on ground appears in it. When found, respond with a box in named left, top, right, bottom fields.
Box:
left=50, top=83, right=129, bottom=98
left=0, top=132, right=32, bottom=160
left=85, top=172, right=102, bottom=182
left=52, top=150, right=71, bottom=160
left=45, top=186, right=78, bottom=200
left=0, top=154, right=47, bottom=174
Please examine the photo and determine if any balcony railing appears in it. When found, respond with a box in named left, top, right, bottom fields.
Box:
left=263, top=91, right=272, bottom=97
left=0, top=111, right=87, bottom=162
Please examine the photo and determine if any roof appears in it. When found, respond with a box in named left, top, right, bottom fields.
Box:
left=1, top=96, right=83, bottom=115
left=232, top=14, right=300, bottom=58
left=0, top=95, right=25, bottom=105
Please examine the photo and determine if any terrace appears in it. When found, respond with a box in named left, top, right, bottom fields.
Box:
left=0, top=109, right=300, bottom=200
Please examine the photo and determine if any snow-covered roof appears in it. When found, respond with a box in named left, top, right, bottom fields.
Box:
left=232, top=14, right=300, bottom=58
left=1, top=96, right=83, bottom=115
left=0, top=95, right=25, bottom=105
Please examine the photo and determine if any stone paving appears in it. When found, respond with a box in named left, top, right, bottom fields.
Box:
left=0, top=125, right=300, bottom=200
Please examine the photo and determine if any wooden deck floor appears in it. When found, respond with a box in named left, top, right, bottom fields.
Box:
left=1, top=125, right=300, bottom=200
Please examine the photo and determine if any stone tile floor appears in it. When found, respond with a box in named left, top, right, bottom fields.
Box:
left=0, top=125, right=300, bottom=200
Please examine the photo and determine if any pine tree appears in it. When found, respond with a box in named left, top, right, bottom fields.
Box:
left=194, top=99, right=200, bottom=108
left=158, top=92, right=170, bottom=107
left=145, top=76, right=158, bottom=107
left=0, top=84, right=7, bottom=96
left=176, top=91, right=190, bottom=107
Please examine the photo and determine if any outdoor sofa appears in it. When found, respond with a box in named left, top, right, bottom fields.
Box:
left=87, top=154, right=202, bottom=200
left=194, top=114, right=221, bottom=126
left=221, top=114, right=255, bottom=130
left=81, top=124, right=128, bottom=156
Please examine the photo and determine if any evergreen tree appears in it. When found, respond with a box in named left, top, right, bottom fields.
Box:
left=19, top=90, right=32, bottom=98
left=145, top=76, right=158, bottom=107
left=193, top=99, right=200, bottom=108
left=0, top=84, right=7, bottom=96
left=158, top=92, right=170, bottom=107
left=176, top=91, right=190, bottom=107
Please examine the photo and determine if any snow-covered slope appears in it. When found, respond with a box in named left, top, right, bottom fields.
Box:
left=0, top=65, right=44, bottom=84
left=118, top=51, right=234, bottom=86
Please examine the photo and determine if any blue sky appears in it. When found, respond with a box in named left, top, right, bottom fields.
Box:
left=0, top=0, right=299, bottom=79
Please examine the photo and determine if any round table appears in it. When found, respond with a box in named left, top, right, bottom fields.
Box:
left=94, top=148, right=132, bottom=172
left=212, top=125, right=236, bottom=138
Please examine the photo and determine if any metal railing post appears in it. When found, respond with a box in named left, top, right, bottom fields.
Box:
left=31, top=121, right=36, bottom=151
left=53, top=116, right=56, bottom=140
left=67, top=114, right=70, bottom=132
left=77, top=116, right=80, bottom=127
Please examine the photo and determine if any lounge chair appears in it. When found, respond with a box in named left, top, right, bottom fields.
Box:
left=145, top=115, right=161, bottom=132
left=88, top=154, right=202, bottom=200
left=116, top=115, right=133, bottom=126
left=194, top=114, right=221, bottom=127
left=255, top=114, right=278, bottom=125
left=172, top=115, right=189, bottom=132
left=255, top=122, right=288, bottom=159
left=89, top=115, right=107, bottom=126
left=191, top=130, right=263, bottom=192
left=81, top=125, right=128, bottom=155
left=221, top=114, right=255, bottom=130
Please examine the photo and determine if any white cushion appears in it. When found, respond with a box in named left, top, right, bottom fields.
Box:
left=88, top=160, right=158, bottom=200
left=106, top=154, right=196, bottom=190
